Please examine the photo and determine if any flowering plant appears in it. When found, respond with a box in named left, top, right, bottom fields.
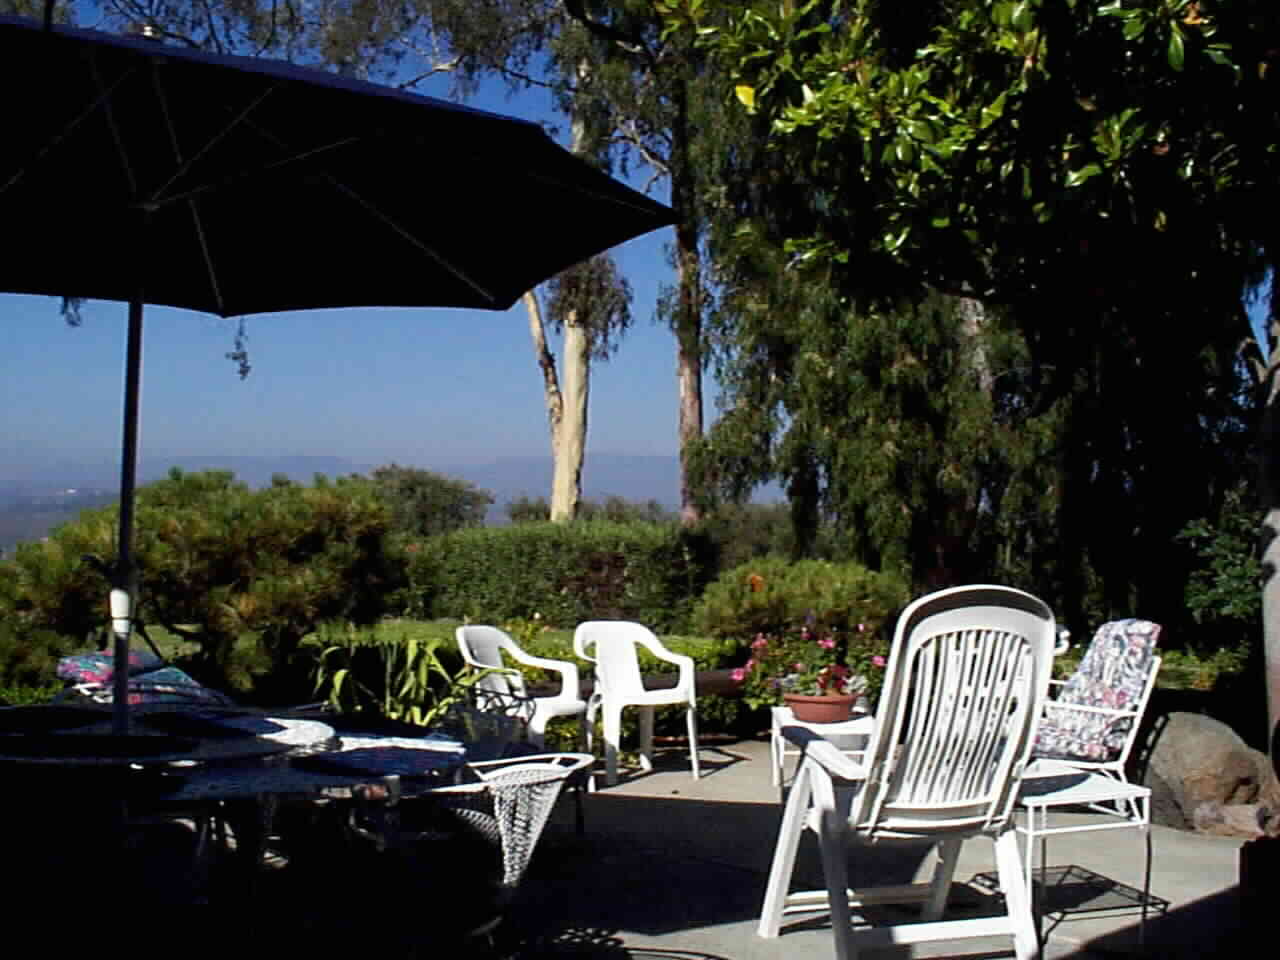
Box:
left=732, top=619, right=889, bottom=711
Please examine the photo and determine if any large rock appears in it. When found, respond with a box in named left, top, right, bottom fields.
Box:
left=1142, top=712, right=1277, bottom=832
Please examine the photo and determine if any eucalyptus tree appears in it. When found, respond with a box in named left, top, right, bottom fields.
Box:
left=664, top=0, right=1278, bottom=738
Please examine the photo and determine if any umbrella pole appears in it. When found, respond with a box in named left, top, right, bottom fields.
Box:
left=111, top=297, right=144, bottom=735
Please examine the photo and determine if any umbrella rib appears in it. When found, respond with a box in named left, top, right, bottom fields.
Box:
left=87, top=50, right=142, bottom=203
left=143, top=136, right=364, bottom=209
left=239, top=117, right=503, bottom=306
left=145, top=61, right=280, bottom=209
left=0, top=58, right=135, bottom=196
left=314, top=174, right=502, bottom=306
left=523, top=167, right=668, bottom=216
left=149, top=56, right=239, bottom=313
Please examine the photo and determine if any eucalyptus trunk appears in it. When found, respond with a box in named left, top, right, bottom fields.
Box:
left=671, top=77, right=703, bottom=528
left=552, top=314, right=590, bottom=522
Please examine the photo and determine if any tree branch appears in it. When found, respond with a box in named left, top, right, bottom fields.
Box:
left=563, top=0, right=655, bottom=64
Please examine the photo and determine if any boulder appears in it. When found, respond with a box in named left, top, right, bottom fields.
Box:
left=1142, top=712, right=1276, bottom=833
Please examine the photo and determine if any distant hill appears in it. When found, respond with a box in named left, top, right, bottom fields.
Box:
left=0, top=487, right=116, bottom=555
left=0, top=452, right=782, bottom=550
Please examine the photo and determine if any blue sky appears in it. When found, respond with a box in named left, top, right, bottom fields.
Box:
left=1, top=69, right=684, bottom=484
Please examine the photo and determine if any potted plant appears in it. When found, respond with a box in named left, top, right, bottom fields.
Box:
left=733, top=618, right=889, bottom=724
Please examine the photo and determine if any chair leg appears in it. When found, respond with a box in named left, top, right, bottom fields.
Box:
left=771, top=725, right=783, bottom=789
left=603, top=703, right=623, bottom=787
left=995, top=828, right=1038, bottom=960
left=923, top=837, right=962, bottom=921
left=815, top=781, right=857, bottom=960
left=584, top=699, right=599, bottom=792
left=685, top=703, right=700, bottom=780
left=527, top=709, right=548, bottom=750
left=759, top=762, right=814, bottom=939
left=638, top=706, right=655, bottom=772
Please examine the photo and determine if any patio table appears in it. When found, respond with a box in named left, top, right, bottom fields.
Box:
left=770, top=706, right=873, bottom=788
left=159, top=730, right=470, bottom=886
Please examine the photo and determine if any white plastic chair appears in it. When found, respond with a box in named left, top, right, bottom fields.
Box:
left=456, top=625, right=587, bottom=750
left=758, top=584, right=1057, bottom=960
left=573, top=620, right=700, bottom=787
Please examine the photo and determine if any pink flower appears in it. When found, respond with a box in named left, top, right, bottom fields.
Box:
left=751, top=635, right=769, bottom=650
left=818, top=636, right=835, bottom=649
left=857, top=623, right=866, bottom=632
left=872, top=655, right=887, bottom=668
left=793, top=662, right=805, bottom=671
left=730, top=667, right=746, bottom=683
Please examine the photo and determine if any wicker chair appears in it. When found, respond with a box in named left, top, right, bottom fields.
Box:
left=348, top=752, right=593, bottom=940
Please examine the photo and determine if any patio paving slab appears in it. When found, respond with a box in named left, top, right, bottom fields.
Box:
left=506, top=736, right=1249, bottom=959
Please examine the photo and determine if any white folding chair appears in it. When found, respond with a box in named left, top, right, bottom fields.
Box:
left=758, top=584, right=1057, bottom=960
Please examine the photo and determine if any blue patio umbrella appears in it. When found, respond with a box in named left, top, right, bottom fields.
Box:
left=0, top=13, right=674, bottom=733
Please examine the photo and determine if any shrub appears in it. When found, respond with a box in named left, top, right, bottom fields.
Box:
left=367, top=464, right=493, bottom=537
left=692, top=555, right=911, bottom=642
left=506, top=495, right=676, bottom=525
left=695, top=502, right=814, bottom=571
left=1176, top=482, right=1261, bottom=657
left=1, top=468, right=401, bottom=696
left=416, top=520, right=715, bottom=632
left=0, top=620, right=80, bottom=693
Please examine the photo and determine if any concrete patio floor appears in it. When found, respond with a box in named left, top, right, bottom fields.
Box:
left=20, top=734, right=1248, bottom=960
left=505, top=736, right=1250, bottom=960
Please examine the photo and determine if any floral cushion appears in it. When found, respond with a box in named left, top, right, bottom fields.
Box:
left=56, top=651, right=234, bottom=706
left=1033, top=619, right=1160, bottom=763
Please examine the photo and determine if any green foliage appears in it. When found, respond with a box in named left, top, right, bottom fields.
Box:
left=1178, top=484, right=1262, bottom=628
left=0, top=619, right=80, bottom=693
left=368, top=464, right=492, bottom=538
left=0, top=468, right=400, bottom=697
left=506, top=495, right=676, bottom=525
left=311, top=619, right=476, bottom=726
left=1177, top=482, right=1262, bottom=658
left=696, top=501, right=813, bottom=569
left=419, top=520, right=714, bottom=632
left=665, top=1, right=1265, bottom=636
left=0, top=681, right=61, bottom=706
left=692, top=555, right=910, bottom=642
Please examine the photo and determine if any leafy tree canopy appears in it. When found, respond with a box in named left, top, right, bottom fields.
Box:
left=367, top=464, right=493, bottom=537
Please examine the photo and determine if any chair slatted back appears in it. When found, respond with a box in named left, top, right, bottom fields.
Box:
left=853, top=586, right=1055, bottom=839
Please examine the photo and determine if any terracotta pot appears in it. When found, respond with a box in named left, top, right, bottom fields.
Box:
left=783, top=692, right=857, bottom=725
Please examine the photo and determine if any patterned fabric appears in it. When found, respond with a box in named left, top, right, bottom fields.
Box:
left=56, top=649, right=164, bottom=684
left=56, top=651, right=235, bottom=706
left=1033, top=619, right=1160, bottom=763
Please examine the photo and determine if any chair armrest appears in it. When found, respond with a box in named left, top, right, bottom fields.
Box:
left=501, top=648, right=581, bottom=696
left=782, top=725, right=868, bottom=783
left=631, top=632, right=697, bottom=691
left=572, top=627, right=596, bottom=664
